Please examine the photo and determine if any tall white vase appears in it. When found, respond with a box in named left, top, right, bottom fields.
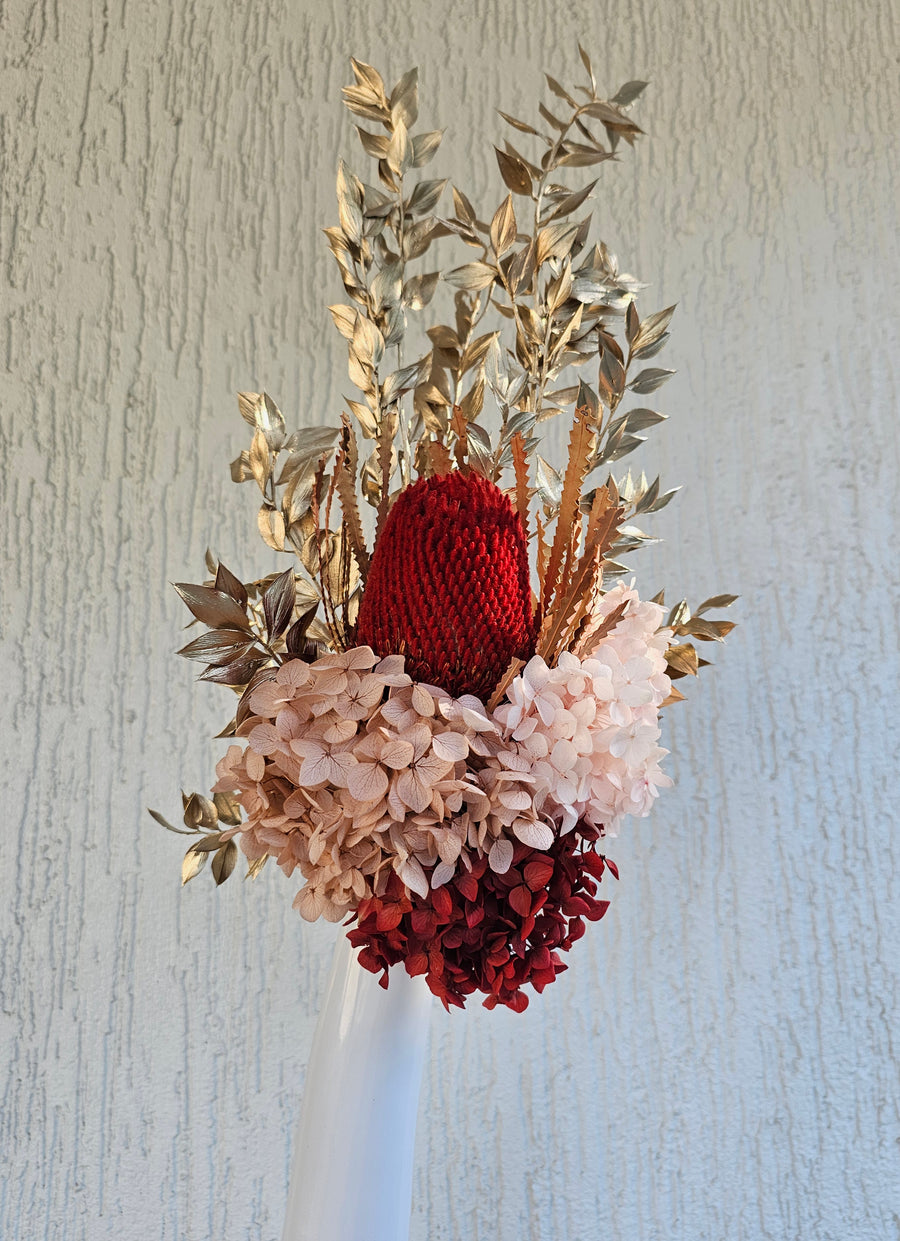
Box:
left=282, top=932, right=433, bottom=1241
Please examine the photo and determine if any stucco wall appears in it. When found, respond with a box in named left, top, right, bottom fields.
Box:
left=2, top=1, right=898, bottom=1237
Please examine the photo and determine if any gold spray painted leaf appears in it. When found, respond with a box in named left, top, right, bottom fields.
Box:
left=495, top=147, right=533, bottom=196
left=212, top=841, right=238, bottom=885
left=444, top=262, right=497, bottom=291
left=246, top=855, right=269, bottom=880
left=411, top=129, right=444, bottom=167
left=696, top=594, right=739, bottom=613
left=490, top=195, right=518, bottom=257
left=182, top=848, right=207, bottom=885
left=258, top=506, right=286, bottom=552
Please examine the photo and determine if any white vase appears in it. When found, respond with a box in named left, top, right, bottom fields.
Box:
left=281, top=932, right=433, bottom=1241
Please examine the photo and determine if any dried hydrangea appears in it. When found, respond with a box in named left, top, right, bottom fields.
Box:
left=493, top=582, right=673, bottom=836
left=210, top=580, right=671, bottom=948
left=350, top=825, right=614, bottom=1012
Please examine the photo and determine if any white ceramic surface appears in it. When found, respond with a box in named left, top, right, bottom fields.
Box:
left=281, top=934, right=433, bottom=1241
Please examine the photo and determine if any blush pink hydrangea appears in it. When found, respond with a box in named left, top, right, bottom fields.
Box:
left=492, top=581, right=673, bottom=836
left=211, top=582, right=672, bottom=924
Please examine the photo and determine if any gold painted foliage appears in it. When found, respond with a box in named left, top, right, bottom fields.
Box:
left=155, top=47, right=738, bottom=869
left=213, top=47, right=736, bottom=668
left=148, top=791, right=258, bottom=888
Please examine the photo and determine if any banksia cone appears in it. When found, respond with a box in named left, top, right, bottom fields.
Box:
left=355, top=470, right=535, bottom=699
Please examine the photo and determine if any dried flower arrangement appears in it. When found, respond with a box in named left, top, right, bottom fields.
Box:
left=151, top=50, right=736, bottom=1011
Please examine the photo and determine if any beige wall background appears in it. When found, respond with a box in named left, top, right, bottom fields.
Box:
left=2, top=1, right=898, bottom=1237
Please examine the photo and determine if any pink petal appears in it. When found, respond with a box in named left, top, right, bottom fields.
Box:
left=512, top=819, right=554, bottom=850
left=346, top=762, right=389, bottom=803
left=432, top=731, right=469, bottom=762
left=489, top=838, right=514, bottom=874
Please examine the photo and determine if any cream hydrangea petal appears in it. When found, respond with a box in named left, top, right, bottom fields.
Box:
left=431, top=860, right=456, bottom=889
left=512, top=819, right=554, bottom=850
left=346, top=761, right=389, bottom=803
left=248, top=722, right=281, bottom=756
left=396, top=855, right=429, bottom=899
left=294, top=886, right=327, bottom=921
left=278, top=660, right=312, bottom=688
left=488, top=837, right=514, bottom=874
left=379, top=738, right=415, bottom=770
left=431, top=731, right=469, bottom=763
left=394, top=769, right=432, bottom=813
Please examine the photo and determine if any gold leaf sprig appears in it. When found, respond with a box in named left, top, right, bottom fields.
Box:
left=149, top=793, right=263, bottom=887
left=230, top=391, right=340, bottom=557
left=656, top=593, right=740, bottom=702
left=436, top=49, right=648, bottom=438
left=328, top=59, right=450, bottom=500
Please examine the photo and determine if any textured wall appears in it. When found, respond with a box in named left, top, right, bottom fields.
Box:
left=2, top=1, right=898, bottom=1238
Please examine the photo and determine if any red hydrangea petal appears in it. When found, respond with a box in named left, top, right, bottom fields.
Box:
left=351, top=828, right=617, bottom=1012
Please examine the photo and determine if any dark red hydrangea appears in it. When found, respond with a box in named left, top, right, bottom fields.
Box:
left=347, top=826, right=615, bottom=1012
left=354, top=469, right=536, bottom=700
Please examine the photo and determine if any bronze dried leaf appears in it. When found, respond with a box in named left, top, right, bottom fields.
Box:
left=543, top=180, right=597, bottom=224
left=535, top=220, right=580, bottom=267
left=451, top=186, right=478, bottom=225
left=499, top=111, right=541, bottom=137
left=329, top=303, right=358, bottom=340
left=632, top=304, right=676, bottom=354
left=214, top=562, right=249, bottom=607
left=342, top=86, right=388, bottom=124
left=577, top=42, right=596, bottom=89
left=346, top=399, right=378, bottom=438
left=687, top=618, right=736, bottom=641
left=460, top=331, right=500, bottom=375
left=263, top=566, right=296, bottom=642
left=407, top=177, right=448, bottom=216
left=387, top=119, right=410, bottom=176
left=173, top=583, right=251, bottom=632
left=356, top=127, right=390, bottom=158
left=666, top=643, right=699, bottom=678
left=184, top=792, right=218, bottom=830
left=290, top=425, right=342, bottom=465
left=668, top=599, right=691, bottom=628
left=620, top=408, right=667, bottom=433
left=148, top=807, right=196, bottom=836
left=199, top=656, right=267, bottom=686
left=350, top=58, right=387, bottom=98
left=390, top=66, right=418, bottom=128
left=535, top=454, right=563, bottom=507
left=177, top=628, right=256, bottom=665
left=285, top=604, right=320, bottom=655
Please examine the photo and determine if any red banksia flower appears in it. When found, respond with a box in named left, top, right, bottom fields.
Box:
left=349, top=827, right=614, bottom=1012
left=355, top=470, right=535, bottom=699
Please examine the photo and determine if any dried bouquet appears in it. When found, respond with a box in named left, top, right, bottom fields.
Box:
left=152, top=51, right=735, bottom=1012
